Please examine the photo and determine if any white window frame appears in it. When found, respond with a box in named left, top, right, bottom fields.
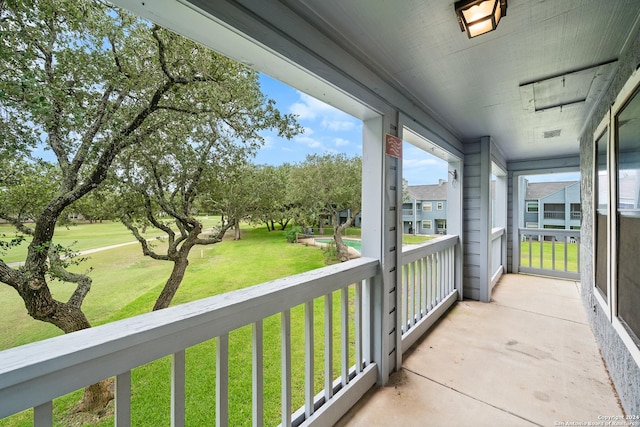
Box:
left=422, top=202, right=432, bottom=212
left=436, top=201, right=444, bottom=210
left=422, top=220, right=432, bottom=230
left=526, top=202, right=538, bottom=213
left=598, top=68, right=640, bottom=365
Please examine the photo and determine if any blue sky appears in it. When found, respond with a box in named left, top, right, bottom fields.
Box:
left=255, top=75, right=582, bottom=186
left=255, top=74, right=448, bottom=186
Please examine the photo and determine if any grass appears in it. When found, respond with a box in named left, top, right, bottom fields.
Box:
left=520, top=239, right=579, bottom=272
left=402, top=234, right=437, bottom=245
left=0, top=217, right=223, bottom=264
left=0, top=223, right=360, bottom=426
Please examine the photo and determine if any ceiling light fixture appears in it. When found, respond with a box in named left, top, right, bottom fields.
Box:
left=455, top=0, right=507, bottom=39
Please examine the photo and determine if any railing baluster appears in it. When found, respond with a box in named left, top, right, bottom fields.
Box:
left=341, top=287, right=349, bottom=386
left=576, top=237, right=580, bottom=272
left=539, top=234, right=544, bottom=269
left=450, top=246, right=455, bottom=293
left=115, top=371, right=131, bottom=427
left=421, top=257, right=427, bottom=316
left=172, top=350, right=186, bottom=427
left=281, top=310, right=292, bottom=427
left=427, top=254, right=433, bottom=310
left=33, top=401, right=52, bottom=427
left=528, top=236, right=533, bottom=268
left=436, top=252, right=442, bottom=304
left=324, top=293, right=333, bottom=401
left=355, top=281, right=363, bottom=374
left=252, top=321, right=264, bottom=427
left=304, top=301, right=314, bottom=418
left=552, top=236, right=556, bottom=271
left=564, top=235, right=569, bottom=272
left=409, top=261, right=415, bottom=328
left=402, top=264, right=409, bottom=333
left=217, top=334, right=229, bottom=427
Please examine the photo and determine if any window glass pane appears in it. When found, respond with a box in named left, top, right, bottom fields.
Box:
left=595, top=127, right=608, bottom=300
left=616, top=85, right=640, bottom=341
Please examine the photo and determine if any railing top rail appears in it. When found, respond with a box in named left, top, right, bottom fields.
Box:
left=0, top=257, right=378, bottom=417
left=491, top=227, right=505, bottom=240
left=401, top=234, right=458, bottom=265
left=518, top=228, right=580, bottom=237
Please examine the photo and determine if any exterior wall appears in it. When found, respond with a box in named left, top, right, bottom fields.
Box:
left=578, top=25, right=640, bottom=416
left=402, top=200, right=447, bottom=234
left=463, top=141, right=483, bottom=301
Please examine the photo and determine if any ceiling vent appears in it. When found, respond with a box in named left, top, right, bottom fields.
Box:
left=543, top=129, right=562, bottom=139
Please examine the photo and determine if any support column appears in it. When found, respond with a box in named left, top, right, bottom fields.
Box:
left=361, top=112, right=400, bottom=385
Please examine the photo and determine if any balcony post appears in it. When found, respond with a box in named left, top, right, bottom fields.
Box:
left=362, top=114, right=399, bottom=385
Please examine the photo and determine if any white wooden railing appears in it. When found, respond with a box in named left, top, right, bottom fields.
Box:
left=518, top=228, right=580, bottom=280
left=399, top=235, right=459, bottom=352
left=490, top=227, right=506, bottom=290
left=0, top=258, right=379, bottom=427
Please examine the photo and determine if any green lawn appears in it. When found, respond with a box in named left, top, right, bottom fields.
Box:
left=402, top=234, right=437, bottom=245
left=0, top=223, right=360, bottom=426
left=520, top=239, right=579, bottom=272
left=0, top=217, right=223, bottom=264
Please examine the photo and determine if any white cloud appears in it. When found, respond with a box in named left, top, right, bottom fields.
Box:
left=289, top=91, right=358, bottom=133
left=322, top=119, right=356, bottom=132
left=334, top=138, right=350, bottom=147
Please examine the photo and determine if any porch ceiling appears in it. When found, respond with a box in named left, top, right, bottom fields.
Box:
left=281, top=0, right=640, bottom=161
left=123, top=0, right=640, bottom=163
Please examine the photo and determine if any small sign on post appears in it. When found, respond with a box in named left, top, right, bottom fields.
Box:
left=385, top=134, right=402, bottom=159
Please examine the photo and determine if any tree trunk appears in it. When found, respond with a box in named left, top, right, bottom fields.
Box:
left=153, top=255, right=189, bottom=310
left=17, top=283, right=115, bottom=413
left=333, top=231, right=350, bottom=262
left=75, top=380, right=114, bottom=414
left=265, top=221, right=272, bottom=231
left=234, top=222, right=241, bottom=240
left=333, top=211, right=357, bottom=262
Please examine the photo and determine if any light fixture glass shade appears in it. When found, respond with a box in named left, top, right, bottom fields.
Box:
left=455, top=0, right=507, bottom=38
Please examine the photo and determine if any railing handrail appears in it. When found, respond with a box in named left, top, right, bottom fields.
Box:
left=518, top=227, right=580, bottom=237
left=491, top=227, right=505, bottom=240
left=401, top=234, right=458, bottom=264
left=0, top=257, right=378, bottom=419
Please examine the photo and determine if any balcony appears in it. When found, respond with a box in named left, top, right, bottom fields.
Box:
left=1, top=224, right=618, bottom=426
left=337, top=274, right=623, bottom=426
left=543, top=211, right=565, bottom=220
left=0, top=236, right=460, bottom=426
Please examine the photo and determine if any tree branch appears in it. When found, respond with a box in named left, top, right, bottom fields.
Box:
left=47, top=246, right=92, bottom=309
left=0, top=212, right=34, bottom=235
left=120, top=214, right=170, bottom=261
left=0, top=260, right=21, bottom=289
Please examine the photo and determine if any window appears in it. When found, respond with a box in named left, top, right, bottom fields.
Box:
left=526, top=202, right=538, bottom=213
left=422, top=202, right=432, bottom=212
left=615, top=81, right=640, bottom=343
left=436, top=201, right=444, bottom=210
left=596, top=69, right=640, bottom=362
left=422, top=220, right=432, bottom=230
left=595, top=125, right=609, bottom=302
left=525, top=222, right=539, bottom=228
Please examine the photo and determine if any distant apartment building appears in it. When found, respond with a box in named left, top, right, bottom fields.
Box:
left=402, top=181, right=448, bottom=235
left=522, top=180, right=581, bottom=230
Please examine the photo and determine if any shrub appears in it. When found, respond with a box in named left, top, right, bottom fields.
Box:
left=285, top=226, right=302, bottom=243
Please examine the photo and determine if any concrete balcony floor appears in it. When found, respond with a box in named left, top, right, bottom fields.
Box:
left=337, top=274, right=623, bottom=427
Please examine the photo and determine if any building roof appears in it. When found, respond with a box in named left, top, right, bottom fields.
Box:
left=525, top=181, right=578, bottom=200
left=407, top=183, right=448, bottom=201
